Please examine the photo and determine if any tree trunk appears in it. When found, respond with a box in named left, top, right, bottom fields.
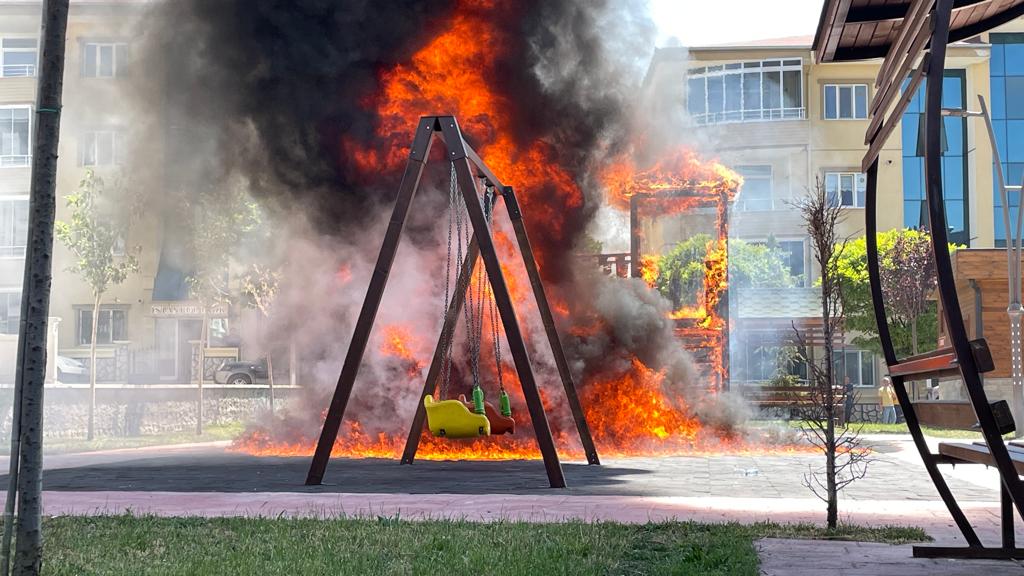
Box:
left=5, top=3, right=70, bottom=574
left=196, top=311, right=207, bottom=435
left=87, top=293, right=100, bottom=441
left=826, top=424, right=838, bottom=529
left=911, top=315, right=919, bottom=356
left=267, top=352, right=275, bottom=414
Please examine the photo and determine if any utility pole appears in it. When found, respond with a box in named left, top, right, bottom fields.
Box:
left=1, top=1, right=70, bottom=574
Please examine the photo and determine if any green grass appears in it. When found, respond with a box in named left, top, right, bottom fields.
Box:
left=40, top=515, right=928, bottom=576
left=24, top=422, right=245, bottom=455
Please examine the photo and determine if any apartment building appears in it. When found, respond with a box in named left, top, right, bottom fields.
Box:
left=642, top=17, right=1024, bottom=409
left=0, top=0, right=238, bottom=384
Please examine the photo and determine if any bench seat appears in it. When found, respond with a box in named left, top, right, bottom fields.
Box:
left=937, top=441, right=1024, bottom=475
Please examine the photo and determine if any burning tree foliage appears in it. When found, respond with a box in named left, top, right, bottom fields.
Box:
left=793, top=178, right=871, bottom=530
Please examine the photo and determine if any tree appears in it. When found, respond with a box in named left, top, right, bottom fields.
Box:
left=55, top=171, right=139, bottom=440
left=652, top=234, right=797, bottom=310
left=2, top=2, right=70, bottom=574
left=835, top=229, right=954, bottom=357
left=184, top=187, right=259, bottom=434
left=242, top=264, right=280, bottom=412
left=793, top=178, right=870, bottom=530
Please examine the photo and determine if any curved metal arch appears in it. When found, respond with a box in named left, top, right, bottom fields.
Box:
left=865, top=159, right=981, bottom=545
left=922, top=0, right=1024, bottom=521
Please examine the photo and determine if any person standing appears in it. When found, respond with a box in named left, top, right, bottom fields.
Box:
left=880, top=376, right=897, bottom=424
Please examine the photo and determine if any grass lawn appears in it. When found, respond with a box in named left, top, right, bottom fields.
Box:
left=18, top=422, right=245, bottom=455
left=42, top=515, right=928, bottom=576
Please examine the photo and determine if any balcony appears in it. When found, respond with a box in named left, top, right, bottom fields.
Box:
left=693, top=107, right=806, bottom=126
left=0, top=65, right=35, bottom=78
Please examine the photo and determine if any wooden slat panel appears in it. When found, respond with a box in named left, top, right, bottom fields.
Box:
left=875, top=0, right=934, bottom=88
left=863, top=53, right=930, bottom=171
left=867, top=14, right=932, bottom=138
left=939, top=442, right=1024, bottom=474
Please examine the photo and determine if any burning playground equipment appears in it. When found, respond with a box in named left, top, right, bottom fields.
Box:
left=305, top=116, right=600, bottom=488
left=603, top=152, right=740, bottom=392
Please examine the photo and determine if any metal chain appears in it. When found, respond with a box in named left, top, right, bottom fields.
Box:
left=485, top=186, right=504, bottom=391
left=440, top=162, right=459, bottom=399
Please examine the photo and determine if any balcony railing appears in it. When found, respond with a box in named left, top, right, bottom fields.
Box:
left=0, top=246, right=26, bottom=258
left=693, top=107, right=806, bottom=126
left=1, top=64, right=36, bottom=78
left=0, top=155, right=30, bottom=167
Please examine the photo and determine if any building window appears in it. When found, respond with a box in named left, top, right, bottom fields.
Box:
left=902, top=70, right=969, bottom=245
left=825, top=172, right=867, bottom=208
left=1, top=38, right=37, bottom=78
left=736, top=332, right=807, bottom=384
left=81, top=130, right=125, bottom=166
left=0, top=106, right=31, bottom=167
left=834, top=349, right=876, bottom=388
left=991, top=34, right=1024, bottom=247
left=687, top=59, right=804, bottom=125
left=824, top=84, right=868, bottom=119
left=735, top=165, right=773, bottom=211
left=82, top=42, right=128, bottom=78
left=77, top=307, right=128, bottom=346
left=776, top=239, right=806, bottom=284
left=0, top=292, right=19, bottom=335
left=0, top=197, right=28, bottom=258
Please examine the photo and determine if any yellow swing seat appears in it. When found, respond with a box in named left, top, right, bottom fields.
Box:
left=424, top=394, right=491, bottom=438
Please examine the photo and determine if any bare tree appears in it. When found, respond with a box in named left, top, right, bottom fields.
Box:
left=1, top=2, right=70, bottom=574
left=793, top=178, right=872, bottom=530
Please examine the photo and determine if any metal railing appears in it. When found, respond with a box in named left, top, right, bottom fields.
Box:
left=693, top=107, right=806, bottom=126
left=1, top=64, right=35, bottom=77
left=0, top=155, right=30, bottom=167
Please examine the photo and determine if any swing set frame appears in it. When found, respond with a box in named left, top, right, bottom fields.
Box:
left=305, top=116, right=601, bottom=488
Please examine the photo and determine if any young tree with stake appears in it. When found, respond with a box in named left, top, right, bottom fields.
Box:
left=1, top=2, right=70, bottom=574
left=55, top=170, right=139, bottom=440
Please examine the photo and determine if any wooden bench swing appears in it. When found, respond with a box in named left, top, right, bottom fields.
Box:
left=304, top=116, right=601, bottom=489
left=817, top=0, right=1024, bottom=560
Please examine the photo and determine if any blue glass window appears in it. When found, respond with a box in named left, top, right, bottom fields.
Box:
left=901, top=71, right=967, bottom=241
left=1008, top=78, right=1024, bottom=119
left=1009, top=120, right=1024, bottom=163
left=1006, top=44, right=1024, bottom=76
left=993, top=44, right=1006, bottom=77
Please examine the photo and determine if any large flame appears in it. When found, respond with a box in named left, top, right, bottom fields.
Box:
left=232, top=1, right=799, bottom=461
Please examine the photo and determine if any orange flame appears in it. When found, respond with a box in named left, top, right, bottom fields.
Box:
left=230, top=2, right=802, bottom=461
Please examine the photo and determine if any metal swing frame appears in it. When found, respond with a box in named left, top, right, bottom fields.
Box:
left=849, top=0, right=1024, bottom=559
left=305, top=116, right=601, bottom=488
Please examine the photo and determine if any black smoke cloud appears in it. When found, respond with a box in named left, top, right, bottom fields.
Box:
left=142, top=0, right=653, bottom=266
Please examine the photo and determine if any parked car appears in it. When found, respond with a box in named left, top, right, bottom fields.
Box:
left=56, top=355, right=89, bottom=383
left=214, top=359, right=268, bottom=386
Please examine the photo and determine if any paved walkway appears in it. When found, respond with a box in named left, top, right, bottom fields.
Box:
left=757, top=539, right=1024, bottom=575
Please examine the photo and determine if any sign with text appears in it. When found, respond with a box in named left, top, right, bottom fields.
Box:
left=150, top=301, right=229, bottom=318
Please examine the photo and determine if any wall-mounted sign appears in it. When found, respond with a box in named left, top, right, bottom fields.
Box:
left=150, top=301, right=229, bottom=318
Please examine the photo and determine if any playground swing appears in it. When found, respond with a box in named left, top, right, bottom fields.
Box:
left=423, top=164, right=515, bottom=439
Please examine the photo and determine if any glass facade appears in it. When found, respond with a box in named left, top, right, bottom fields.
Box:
left=901, top=71, right=969, bottom=245
left=991, top=33, right=1024, bottom=246
left=687, top=59, right=804, bottom=125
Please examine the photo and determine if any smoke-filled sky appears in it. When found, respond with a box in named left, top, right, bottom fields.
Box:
left=651, top=0, right=823, bottom=46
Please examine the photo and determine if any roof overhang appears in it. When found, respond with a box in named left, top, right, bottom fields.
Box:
left=813, top=0, right=1024, bottom=63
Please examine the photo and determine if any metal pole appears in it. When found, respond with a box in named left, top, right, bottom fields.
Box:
left=305, top=117, right=436, bottom=486
left=504, top=186, right=601, bottom=465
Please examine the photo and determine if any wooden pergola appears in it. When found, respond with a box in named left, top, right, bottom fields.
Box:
left=814, top=0, right=1024, bottom=560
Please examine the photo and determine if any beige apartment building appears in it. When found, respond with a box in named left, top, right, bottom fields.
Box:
left=0, top=0, right=244, bottom=385
left=643, top=18, right=1024, bottom=414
